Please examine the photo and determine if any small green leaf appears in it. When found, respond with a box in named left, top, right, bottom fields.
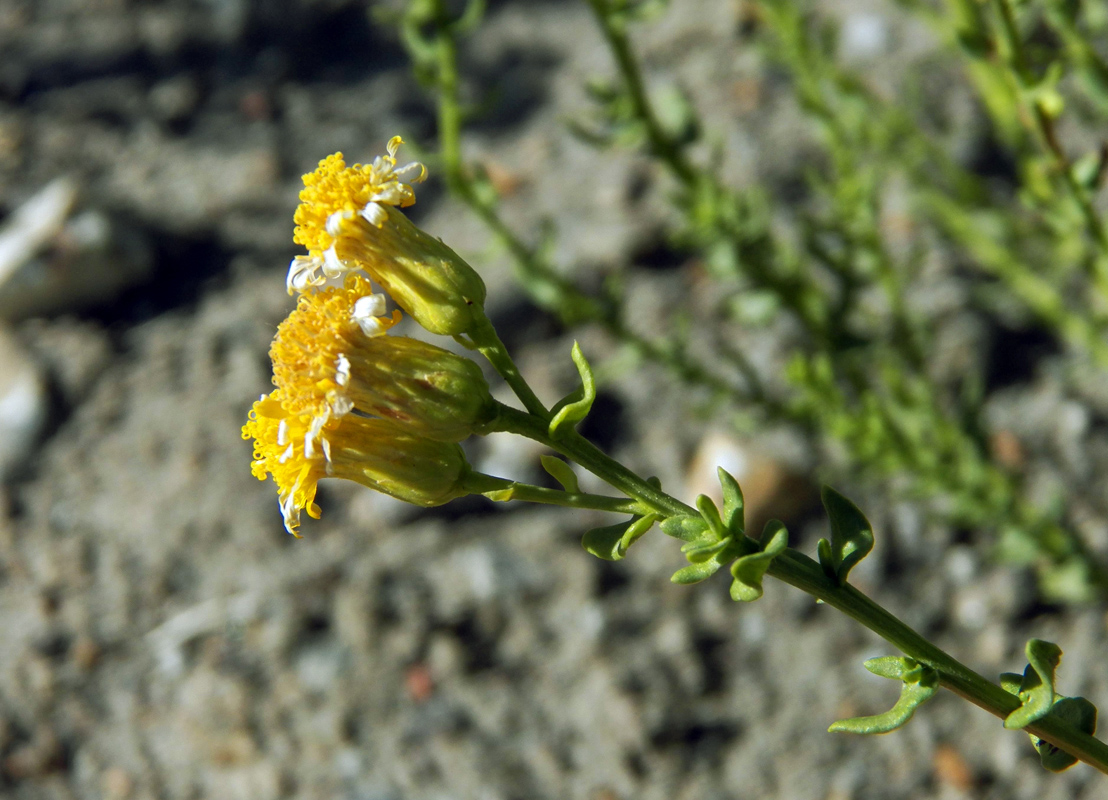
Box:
left=1005, top=639, right=1063, bottom=730
left=670, top=560, right=723, bottom=585
left=830, top=658, right=939, bottom=735
left=483, top=487, right=516, bottom=502
left=816, top=537, right=837, bottom=581
left=540, top=455, right=579, bottom=493
left=729, top=520, right=787, bottom=602
left=1033, top=697, right=1098, bottom=772
left=820, top=486, right=875, bottom=585
left=999, top=672, right=1024, bottom=695
left=829, top=672, right=938, bottom=734
left=717, top=467, right=745, bottom=535
left=620, top=514, right=657, bottom=554
left=865, top=656, right=915, bottom=681
left=582, top=521, right=631, bottom=561
left=696, top=494, right=726, bottom=538
left=682, top=536, right=733, bottom=564
left=660, top=514, right=709, bottom=542
left=549, top=342, right=596, bottom=438
left=581, top=515, right=658, bottom=561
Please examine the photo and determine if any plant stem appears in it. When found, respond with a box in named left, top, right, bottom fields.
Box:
left=491, top=403, right=693, bottom=518
left=462, top=472, right=646, bottom=514
left=584, top=0, right=698, bottom=186
left=766, top=548, right=1108, bottom=774
left=498, top=384, right=1108, bottom=769
left=991, top=0, right=1108, bottom=273
left=502, top=389, right=1108, bottom=770
left=469, top=311, right=550, bottom=418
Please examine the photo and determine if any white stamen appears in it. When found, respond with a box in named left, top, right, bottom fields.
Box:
left=394, top=161, right=427, bottom=183
left=277, top=418, right=289, bottom=446
left=326, top=209, right=354, bottom=237
left=303, top=414, right=327, bottom=460
left=368, top=185, right=404, bottom=205
left=279, top=443, right=294, bottom=463
left=321, top=436, right=332, bottom=462
left=335, top=354, right=351, bottom=387
left=355, top=316, right=387, bottom=337
left=352, top=293, right=386, bottom=319
left=360, top=202, right=388, bottom=227
left=280, top=494, right=299, bottom=534
left=322, top=246, right=348, bottom=279
left=331, top=395, right=354, bottom=416
left=287, top=255, right=325, bottom=294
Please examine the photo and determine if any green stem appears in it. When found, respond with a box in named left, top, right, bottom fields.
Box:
left=494, top=394, right=1108, bottom=769
left=991, top=0, right=1108, bottom=271
left=766, top=549, right=1108, bottom=774
left=498, top=390, right=1108, bottom=771
left=492, top=403, right=693, bottom=518
left=469, top=311, right=550, bottom=418
left=584, top=0, right=698, bottom=186
left=462, top=472, right=646, bottom=514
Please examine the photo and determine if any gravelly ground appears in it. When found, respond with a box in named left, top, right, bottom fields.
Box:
left=1, top=1, right=1107, bottom=798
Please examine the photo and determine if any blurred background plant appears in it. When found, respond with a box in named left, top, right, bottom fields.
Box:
left=382, top=0, right=1108, bottom=603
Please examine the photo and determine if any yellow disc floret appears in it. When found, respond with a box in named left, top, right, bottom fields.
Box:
left=293, top=136, right=426, bottom=259
left=269, top=273, right=400, bottom=423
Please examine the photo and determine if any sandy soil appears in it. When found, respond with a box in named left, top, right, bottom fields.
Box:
left=0, top=1, right=1106, bottom=798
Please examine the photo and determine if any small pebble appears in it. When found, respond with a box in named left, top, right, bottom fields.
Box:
left=0, top=324, right=46, bottom=479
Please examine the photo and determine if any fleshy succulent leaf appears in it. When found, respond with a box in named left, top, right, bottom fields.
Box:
left=540, top=455, right=580, bottom=493
left=1032, top=697, right=1098, bottom=772
left=696, top=494, right=726, bottom=538
left=670, top=559, right=723, bottom=585
left=582, top=521, right=632, bottom=561
left=1005, top=639, right=1063, bottom=730
left=829, top=657, right=938, bottom=735
left=819, top=486, right=875, bottom=584
left=717, top=467, right=745, bottom=535
left=660, top=514, right=710, bottom=542
left=729, top=520, right=787, bottom=602
left=582, top=514, right=658, bottom=561
left=549, top=342, right=596, bottom=438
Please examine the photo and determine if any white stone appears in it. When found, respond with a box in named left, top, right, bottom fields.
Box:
left=0, top=325, right=46, bottom=480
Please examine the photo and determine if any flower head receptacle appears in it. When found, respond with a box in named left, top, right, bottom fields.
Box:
left=243, top=390, right=472, bottom=535
left=270, top=273, right=496, bottom=441
left=288, top=138, right=487, bottom=337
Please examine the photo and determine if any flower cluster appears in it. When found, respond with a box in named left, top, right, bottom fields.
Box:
left=243, top=137, right=493, bottom=535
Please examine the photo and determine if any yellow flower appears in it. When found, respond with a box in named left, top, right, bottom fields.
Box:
left=292, top=137, right=426, bottom=263
left=270, top=273, right=495, bottom=440
left=270, top=273, right=401, bottom=427
left=287, top=137, right=487, bottom=336
left=242, top=391, right=327, bottom=537
left=242, top=389, right=472, bottom=535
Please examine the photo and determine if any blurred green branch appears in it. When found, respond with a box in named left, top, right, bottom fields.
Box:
left=384, top=0, right=1108, bottom=600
